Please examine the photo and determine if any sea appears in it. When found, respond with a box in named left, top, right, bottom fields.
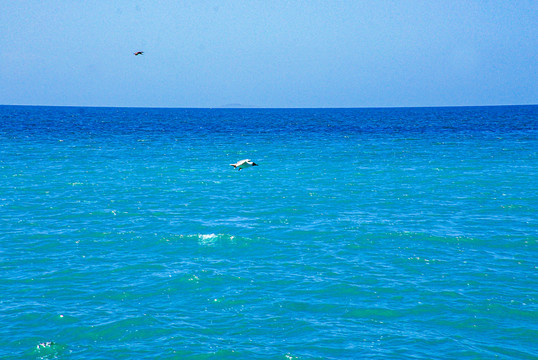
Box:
left=0, top=105, right=536, bottom=359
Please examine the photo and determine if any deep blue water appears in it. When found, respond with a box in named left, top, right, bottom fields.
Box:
left=0, top=105, right=537, bottom=359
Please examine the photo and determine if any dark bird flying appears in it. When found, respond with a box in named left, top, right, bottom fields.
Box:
left=134, top=51, right=144, bottom=56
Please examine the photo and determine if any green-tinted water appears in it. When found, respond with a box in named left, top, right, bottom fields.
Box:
left=1, top=106, right=537, bottom=359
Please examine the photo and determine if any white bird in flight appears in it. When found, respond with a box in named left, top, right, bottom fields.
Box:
left=230, top=159, right=258, bottom=171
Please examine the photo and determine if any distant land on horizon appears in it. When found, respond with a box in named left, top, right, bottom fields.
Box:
left=218, top=103, right=262, bottom=109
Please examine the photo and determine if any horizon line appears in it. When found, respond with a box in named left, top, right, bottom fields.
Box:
left=1, top=103, right=537, bottom=110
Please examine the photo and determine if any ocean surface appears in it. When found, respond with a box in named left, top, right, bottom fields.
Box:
left=0, top=105, right=536, bottom=359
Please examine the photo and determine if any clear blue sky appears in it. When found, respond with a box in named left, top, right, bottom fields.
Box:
left=1, top=1, right=536, bottom=108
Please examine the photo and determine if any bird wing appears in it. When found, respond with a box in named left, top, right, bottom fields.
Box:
left=230, top=159, right=253, bottom=168
left=235, top=159, right=249, bottom=166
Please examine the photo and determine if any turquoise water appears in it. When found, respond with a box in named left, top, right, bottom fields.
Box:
left=1, top=106, right=537, bottom=359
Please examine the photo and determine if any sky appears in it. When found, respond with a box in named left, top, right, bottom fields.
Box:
left=1, top=1, right=537, bottom=108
